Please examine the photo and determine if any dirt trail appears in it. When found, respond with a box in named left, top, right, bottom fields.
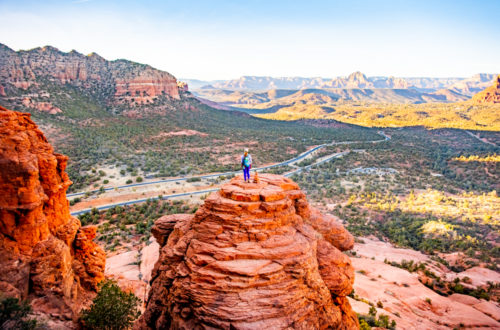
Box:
left=466, top=131, right=498, bottom=147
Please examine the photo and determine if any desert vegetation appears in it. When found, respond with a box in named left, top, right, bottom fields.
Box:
left=0, top=296, right=38, bottom=329
left=292, top=127, right=499, bottom=272
left=80, top=280, right=141, bottom=330
left=2, top=84, right=380, bottom=192
left=255, top=101, right=500, bottom=131
left=452, top=154, right=500, bottom=162
left=78, top=198, right=197, bottom=252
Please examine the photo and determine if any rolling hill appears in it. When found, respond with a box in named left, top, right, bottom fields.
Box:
left=194, top=87, right=470, bottom=108
left=191, top=75, right=500, bottom=131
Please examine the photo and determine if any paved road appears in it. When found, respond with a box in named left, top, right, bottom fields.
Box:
left=284, top=151, right=351, bottom=177
left=67, top=144, right=325, bottom=198
left=68, top=131, right=390, bottom=198
left=71, top=189, right=220, bottom=216
left=70, top=132, right=390, bottom=216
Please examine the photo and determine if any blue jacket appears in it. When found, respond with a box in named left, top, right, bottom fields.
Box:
left=241, top=154, right=252, bottom=167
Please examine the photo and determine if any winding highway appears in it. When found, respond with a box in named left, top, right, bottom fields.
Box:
left=70, top=131, right=390, bottom=216
left=67, top=145, right=325, bottom=198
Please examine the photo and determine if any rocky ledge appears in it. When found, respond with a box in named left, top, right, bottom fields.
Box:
left=137, top=174, right=358, bottom=329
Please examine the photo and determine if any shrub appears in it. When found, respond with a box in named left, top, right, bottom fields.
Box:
left=136, top=177, right=143, bottom=183
left=80, top=280, right=141, bottom=330
left=359, top=318, right=371, bottom=330
left=126, top=179, right=133, bottom=184
left=0, top=296, right=38, bottom=329
left=70, top=197, right=82, bottom=206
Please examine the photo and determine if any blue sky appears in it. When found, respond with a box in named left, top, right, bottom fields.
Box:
left=0, top=0, right=499, bottom=80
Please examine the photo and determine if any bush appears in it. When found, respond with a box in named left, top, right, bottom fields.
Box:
left=136, top=177, right=143, bottom=183
left=125, top=179, right=133, bottom=184
left=359, top=318, right=371, bottom=330
left=70, top=197, right=81, bottom=206
left=358, top=306, right=396, bottom=330
left=80, top=280, right=141, bottom=330
left=0, top=296, right=38, bottom=329
left=187, top=177, right=201, bottom=183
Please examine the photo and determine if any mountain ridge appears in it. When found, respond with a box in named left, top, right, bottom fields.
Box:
left=193, top=86, right=470, bottom=107
left=0, top=42, right=181, bottom=114
left=183, top=72, right=498, bottom=95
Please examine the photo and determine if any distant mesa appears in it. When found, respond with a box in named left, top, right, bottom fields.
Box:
left=137, top=174, right=358, bottom=329
left=472, top=75, right=500, bottom=104
left=0, top=105, right=105, bottom=323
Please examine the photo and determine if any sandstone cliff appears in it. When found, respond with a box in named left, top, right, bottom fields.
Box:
left=472, top=75, right=500, bottom=103
left=137, top=174, right=358, bottom=329
left=0, top=105, right=105, bottom=321
left=0, top=43, right=180, bottom=109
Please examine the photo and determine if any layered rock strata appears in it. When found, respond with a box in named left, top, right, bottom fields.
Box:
left=0, top=106, right=105, bottom=320
left=0, top=43, right=180, bottom=107
left=138, top=174, right=358, bottom=329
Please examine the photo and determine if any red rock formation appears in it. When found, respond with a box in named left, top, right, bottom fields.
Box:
left=22, top=97, right=62, bottom=114
left=114, top=67, right=180, bottom=104
left=472, top=75, right=500, bottom=103
left=0, top=106, right=105, bottom=321
left=137, top=174, right=358, bottom=329
left=177, top=81, right=189, bottom=92
left=0, top=43, right=180, bottom=107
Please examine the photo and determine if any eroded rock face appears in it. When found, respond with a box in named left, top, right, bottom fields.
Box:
left=0, top=106, right=105, bottom=320
left=472, top=75, right=500, bottom=103
left=0, top=43, right=180, bottom=108
left=138, top=174, right=358, bottom=329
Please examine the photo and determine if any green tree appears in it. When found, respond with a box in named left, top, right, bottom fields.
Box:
left=80, top=280, right=141, bottom=330
left=0, top=296, right=38, bottom=330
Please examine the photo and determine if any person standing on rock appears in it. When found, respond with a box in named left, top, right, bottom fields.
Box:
left=241, top=148, right=252, bottom=182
